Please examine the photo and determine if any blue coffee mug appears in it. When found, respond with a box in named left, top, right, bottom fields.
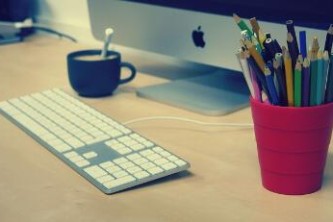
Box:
left=67, top=50, right=136, bottom=97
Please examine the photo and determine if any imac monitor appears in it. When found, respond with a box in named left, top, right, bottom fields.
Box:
left=87, top=0, right=332, bottom=115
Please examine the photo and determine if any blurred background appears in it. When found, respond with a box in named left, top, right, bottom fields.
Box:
left=0, top=0, right=94, bottom=44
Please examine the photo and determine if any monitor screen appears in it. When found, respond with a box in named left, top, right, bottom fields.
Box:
left=87, top=0, right=332, bottom=115
left=124, top=0, right=333, bottom=29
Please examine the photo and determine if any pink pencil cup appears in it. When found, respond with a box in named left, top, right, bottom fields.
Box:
left=250, top=98, right=333, bottom=195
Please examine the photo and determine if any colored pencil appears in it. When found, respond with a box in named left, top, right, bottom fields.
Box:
left=302, top=58, right=311, bottom=106
left=264, top=66, right=279, bottom=105
left=309, top=50, right=318, bottom=106
left=283, top=47, right=294, bottom=106
left=310, top=37, right=320, bottom=56
left=241, top=30, right=251, bottom=41
left=249, top=17, right=266, bottom=49
left=233, top=13, right=253, bottom=36
left=316, top=51, right=324, bottom=106
left=234, top=15, right=333, bottom=107
left=247, top=55, right=271, bottom=102
left=299, top=31, right=307, bottom=58
left=244, top=40, right=266, bottom=73
left=294, top=60, right=302, bottom=107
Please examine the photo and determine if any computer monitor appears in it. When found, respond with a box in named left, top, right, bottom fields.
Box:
left=87, top=0, right=332, bottom=115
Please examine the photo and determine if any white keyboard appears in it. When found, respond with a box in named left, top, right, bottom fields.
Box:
left=0, top=88, right=190, bottom=194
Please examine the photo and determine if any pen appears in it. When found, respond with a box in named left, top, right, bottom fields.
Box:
left=324, top=24, right=333, bottom=54
left=287, top=32, right=299, bottom=69
left=263, top=38, right=276, bottom=61
left=100, top=28, right=114, bottom=58
left=322, top=51, right=330, bottom=101
left=273, top=39, right=282, bottom=53
left=325, top=55, right=333, bottom=103
left=273, top=56, right=287, bottom=105
left=286, top=20, right=299, bottom=57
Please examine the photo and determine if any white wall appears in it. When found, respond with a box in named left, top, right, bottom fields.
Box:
left=35, top=0, right=99, bottom=45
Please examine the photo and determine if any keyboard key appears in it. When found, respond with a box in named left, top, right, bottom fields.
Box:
left=84, top=166, right=107, bottom=178
left=103, top=175, right=136, bottom=189
left=134, top=171, right=150, bottom=179
left=97, top=175, right=114, bottom=183
left=126, top=166, right=142, bottom=174
left=75, top=159, right=90, bottom=167
left=161, top=162, right=177, bottom=170
left=83, top=151, right=98, bottom=159
left=113, top=157, right=128, bottom=165
left=154, top=158, right=169, bottom=165
left=147, top=167, right=164, bottom=175
left=99, top=161, right=114, bottom=169
left=113, top=170, right=129, bottom=178
left=141, top=162, right=156, bottom=170
left=105, top=166, right=122, bottom=174
left=127, top=153, right=141, bottom=160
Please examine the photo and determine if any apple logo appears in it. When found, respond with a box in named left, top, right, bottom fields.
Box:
left=192, top=26, right=206, bottom=48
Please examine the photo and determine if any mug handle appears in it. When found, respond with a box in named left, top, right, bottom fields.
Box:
left=119, top=62, right=136, bottom=84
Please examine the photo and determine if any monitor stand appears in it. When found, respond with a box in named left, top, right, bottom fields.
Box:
left=136, top=62, right=250, bottom=116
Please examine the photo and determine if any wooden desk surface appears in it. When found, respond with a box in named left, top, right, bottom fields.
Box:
left=1, top=36, right=333, bottom=222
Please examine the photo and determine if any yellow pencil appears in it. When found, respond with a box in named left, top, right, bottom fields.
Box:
left=283, top=47, right=294, bottom=106
left=244, top=40, right=266, bottom=73
left=249, top=17, right=265, bottom=48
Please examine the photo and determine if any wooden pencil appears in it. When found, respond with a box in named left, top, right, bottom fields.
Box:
left=294, top=60, right=302, bottom=107
left=244, top=40, right=266, bottom=73
left=233, top=13, right=253, bottom=36
left=283, top=47, right=294, bottom=106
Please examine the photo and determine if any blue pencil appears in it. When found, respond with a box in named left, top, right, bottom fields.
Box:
left=264, top=66, right=279, bottom=105
left=299, top=31, right=307, bottom=58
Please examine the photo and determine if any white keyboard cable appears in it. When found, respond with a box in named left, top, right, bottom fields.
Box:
left=123, top=116, right=253, bottom=128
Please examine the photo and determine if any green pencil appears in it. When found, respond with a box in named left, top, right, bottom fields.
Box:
left=233, top=13, right=253, bottom=36
left=294, top=60, right=302, bottom=107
